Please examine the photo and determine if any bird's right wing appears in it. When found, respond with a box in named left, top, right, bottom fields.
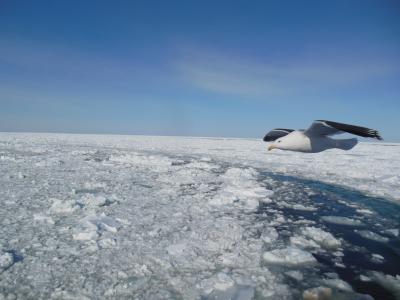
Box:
left=305, top=120, right=382, bottom=140
left=263, top=128, right=294, bottom=142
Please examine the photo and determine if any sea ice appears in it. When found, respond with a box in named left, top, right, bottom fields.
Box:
left=321, top=216, right=364, bottom=227
left=78, top=194, right=108, bottom=208
left=384, top=228, right=399, bottom=237
left=371, top=253, right=385, bottom=264
left=262, top=247, right=316, bottom=266
left=0, top=252, right=14, bottom=271
left=356, top=208, right=374, bottom=215
left=285, top=270, right=303, bottom=281
left=322, top=278, right=353, bottom=292
left=290, top=236, right=320, bottom=250
left=49, top=198, right=79, bottom=214
left=260, top=227, right=279, bottom=244
left=355, top=230, right=389, bottom=243
left=199, top=272, right=235, bottom=296
left=301, top=227, right=341, bottom=249
left=359, top=275, right=371, bottom=282
left=72, top=231, right=99, bottom=241
left=0, top=133, right=399, bottom=299
left=209, top=167, right=267, bottom=210
left=279, top=201, right=318, bottom=211
left=166, top=243, right=187, bottom=256
left=33, top=214, right=55, bottom=225
left=369, top=271, right=400, bottom=299
left=302, top=286, right=332, bottom=300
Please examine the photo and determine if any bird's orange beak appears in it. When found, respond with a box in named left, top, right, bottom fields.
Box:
left=268, top=144, right=275, bottom=151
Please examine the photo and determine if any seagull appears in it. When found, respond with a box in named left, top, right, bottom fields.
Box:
left=264, top=120, right=382, bottom=153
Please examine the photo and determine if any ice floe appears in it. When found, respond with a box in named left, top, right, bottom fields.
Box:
left=355, top=230, right=389, bottom=243
left=0, top=252, right=14, bottom=271
left=321, top=216, right=364, bottom=227
left=262, top=247, right=316, bottom=266
left=209, top=167, right=268, bottom=210
left=368, top=271, right=400, bottom=299
left=49, top=198, right=80, bottom=214
left=384, top=228, right=399, bottom=237
left=301, top=227, right=341, bottom=249
left=371, top=253, right=385, bottom=264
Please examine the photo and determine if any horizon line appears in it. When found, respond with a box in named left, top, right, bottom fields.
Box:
left=0, top=130, right=397, bottom=144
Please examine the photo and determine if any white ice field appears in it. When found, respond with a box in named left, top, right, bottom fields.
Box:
left=0, top=133, right=399, bottom=299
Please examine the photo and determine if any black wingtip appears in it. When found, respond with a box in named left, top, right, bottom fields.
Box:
left=320, top=120, right=383, bottom=140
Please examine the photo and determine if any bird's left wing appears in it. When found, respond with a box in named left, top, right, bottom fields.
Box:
left=263, top=128, right=294, bottom=142
left=305, top=120, right=382, bottom=140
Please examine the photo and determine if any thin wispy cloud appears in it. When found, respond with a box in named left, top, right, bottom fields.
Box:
left=0, top=39, right=162, bottom=84
left=175, top=48, right=399, bottom=98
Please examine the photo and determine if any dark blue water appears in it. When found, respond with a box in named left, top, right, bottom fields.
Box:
left=257, top=172, right=400, bottom=300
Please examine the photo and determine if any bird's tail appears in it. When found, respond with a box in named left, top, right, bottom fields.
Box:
left=334, top=138, right=358, bottom=150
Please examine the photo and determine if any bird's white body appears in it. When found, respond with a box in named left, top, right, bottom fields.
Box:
left=265, top=120, right=381, bottom=153
left=274, top=130, right=358, bottom=153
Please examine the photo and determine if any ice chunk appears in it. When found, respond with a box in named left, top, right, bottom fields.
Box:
left=321, top=216, right=364, bottom=227
left=301, top=227, right=341, bottom=249
left=0, top=252, right=14, bottom=270
left=207, top=285, right=255, bottom=300
left=359, top=275, right=371, bottom=282
left=78, top=194, right=108, bottom=208
left=303, top=286, right=374, bottom=300
left=200, top=272, right=235, bottom=296
left=110, top=152, right=172, bottom=167
left=73, top=231, right=98, bottom=241
left=285, top=270, right=303, bottom=281
left=303, top=286, right=332, bottom=300
left=371, top=253, right=385, bottom=264
left=49, top=198, right=79, bottom=214
left=369, top=271, right=400, bottom=299
left=279, top=201, right=318, bottom=211
left=33, top=214, right=55, bottom=225
left=210, top=167, right=267, bottom=210
left=86, top=213, right=121, bottom=233
left=292, top=204, right=318, bottom=211
left=322, top=278, right=353, bottom=292
left=261, top=227, right=279, bottom=244
left=97, top=238, right=117, bottom=249
left=384, top=228, right=399, bottom=237
left=263, top=247, right=316, bottom=266
left=355, top=230, right=389, bottom=243
left=74, top=213, right=121, bottom=243
left=166, top=243, right=187, bottom=256
left=259, top=197, right=273, bottom=204
left=356, top=209, right=374, bottom=215
left=50, top=289, right=91, bottom=300
left=290, top=236, right=320, bottom=250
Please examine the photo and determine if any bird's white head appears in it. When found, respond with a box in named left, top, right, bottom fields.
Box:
left=268, top=131, right=308, bottom=152
left=268, top=136, right=289, bottom=151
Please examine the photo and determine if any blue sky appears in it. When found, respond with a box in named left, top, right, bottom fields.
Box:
left=1, top=1, right=399, bottom=140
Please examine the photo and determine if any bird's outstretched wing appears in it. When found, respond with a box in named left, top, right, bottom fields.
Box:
left=263, top=128, right=294, bottom=142
left=305, top=120, right=382, bottom=140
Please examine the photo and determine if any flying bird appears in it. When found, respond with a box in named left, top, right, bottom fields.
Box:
left=264, top=120, right=382, bottom=153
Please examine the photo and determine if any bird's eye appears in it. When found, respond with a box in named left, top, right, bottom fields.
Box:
left=278, top=140, right=281, bottom=143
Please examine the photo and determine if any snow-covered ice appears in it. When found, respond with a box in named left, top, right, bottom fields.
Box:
left=368, top=272, right=400, bottom=299
left=355, top=230, right=389, bottom=243
left=321, top=216, right=364, bottom=227
left=262, top=247, right=317, bottom=266
left=0, top=133, right=399, bottom=299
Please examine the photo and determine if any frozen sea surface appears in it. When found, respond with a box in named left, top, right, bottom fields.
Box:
left=0, top=133, right=399, bottom=299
